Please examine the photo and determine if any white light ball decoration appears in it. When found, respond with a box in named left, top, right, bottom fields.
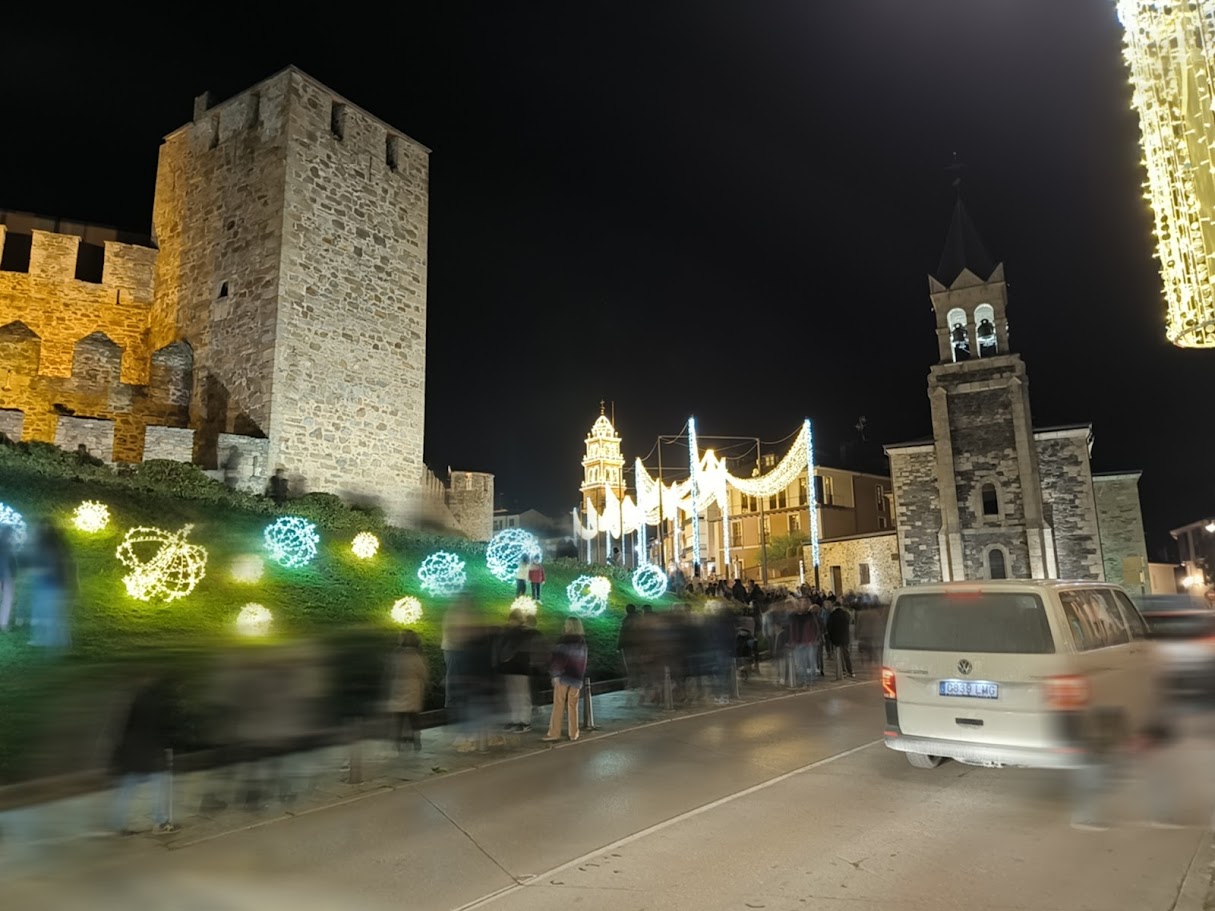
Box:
left=0, top=503, right=28, bottom=548
left=417, top=551, right=467, bottom=597
left=511, top=595, right=539, bottom=617
left=632, top=564, right=668, bottom=601
left=390, top=596, right=423, bottom=626
left=263, top=516, right=320, bottom=568
left=116, top=525, right=208, bottom=602
left=485, top=528, right=542, bottom=582
left=236, top=603, right=273, bottom=637
left=351, top=531, right=380, bottom=560
left=231, top=554, right=265, bottom=584
left=72, top=500, right=110, bottom=534
left=567, top=574, right=611, bottom=618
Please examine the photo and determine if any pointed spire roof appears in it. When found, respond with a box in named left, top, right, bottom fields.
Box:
left=935, top=194, right=997, bottom=286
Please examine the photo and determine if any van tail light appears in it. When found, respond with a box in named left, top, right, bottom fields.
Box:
left=1045, top=674, right=1089, bottom=711
left=881, top=666, right=897, bottom=699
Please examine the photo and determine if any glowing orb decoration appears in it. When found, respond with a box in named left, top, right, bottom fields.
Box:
left=116, top=525, right=208, bottom=602
left=263, top=516, right=320, bottom=568
left=390, top=596, right=423, bottom=626
left=0, top=503, right=28, bottom=548
left=632, top=564, right=668, bottom=600
left=236, top=603, right=273, bottom=637
left=231, top=554, right=264, bottom=584
left=351, top=532, right=380, bottom=560
left=511, top=595, right=539, bottom=617
left=566, top=574, right=611, bottom=618
left=72, top=500, right=110, bottom=534
left=485, top=528, right=542, bottom=582
left=417, top=551, right=466, bottom=596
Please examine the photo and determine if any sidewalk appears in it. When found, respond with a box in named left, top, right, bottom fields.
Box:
left=0, top=663, right=875, bottom=879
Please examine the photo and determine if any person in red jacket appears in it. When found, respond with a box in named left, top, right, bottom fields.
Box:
left=527, top=558, right=545, bottom=602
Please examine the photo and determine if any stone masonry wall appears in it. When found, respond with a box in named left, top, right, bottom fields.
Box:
left=144, top=426, right=196, bottom=462
left=272, top=72, right=429, bottom=522
left=0, top=409, right=23, bottom=441
left=447, top=471, right=494, bottom=542
left=54, top=416, right=115, bottom=463
left=1093, top=473, right=1148, bottom=590
left=152, top=74, right=292, bottom=462
left=889, top=447, right=941, bottom=585
left=816, top=531, right=902, bottom=602
left=1036, top=433, right=1104, bottom=580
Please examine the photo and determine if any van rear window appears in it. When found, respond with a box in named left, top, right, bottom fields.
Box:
left=888, top=592, right=1055, bottom=654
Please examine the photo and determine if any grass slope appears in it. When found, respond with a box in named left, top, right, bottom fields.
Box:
left=0, top=446, right=676, bottom=782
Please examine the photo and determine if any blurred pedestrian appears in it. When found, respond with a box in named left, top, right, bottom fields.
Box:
left=619, top=603, right=642, bottom=689
left=28, top=521, right=72, bottom=651
left=515, top=557, right=529, bottom=597
left=108, top=673, right=178, bottom=835
left=386, top=630, right=429, bottom=752
left=442, top=598, right=473, bottom=708
left=496, top=609, right=538, bottom=732
left=827, top=598, right=854, bottom=678
left=0, top=525, right=16, bottom=632
left=543, top=617, right=588, bottom=742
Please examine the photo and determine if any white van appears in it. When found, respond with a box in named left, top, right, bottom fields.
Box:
left=881, top=580, right=1160, bottom=770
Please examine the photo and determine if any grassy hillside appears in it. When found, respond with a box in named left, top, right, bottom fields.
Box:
left=0, top=442, right=675, bottom=782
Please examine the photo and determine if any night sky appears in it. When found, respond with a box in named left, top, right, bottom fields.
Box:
left=2, top=2, right=1212, bottom=558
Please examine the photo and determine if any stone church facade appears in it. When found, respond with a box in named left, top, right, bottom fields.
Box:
left=885, top=199, right=1148, bottom=589
left=0, top=67, right=492, bottom=539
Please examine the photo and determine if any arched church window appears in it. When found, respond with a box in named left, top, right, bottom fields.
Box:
left=981, top=483, right=999, bottom=517
left=947, top=307, right=970, bottom=362
left=974, top=303, right=997, bottom=357
left=987, top=548, right=1007, bottom=580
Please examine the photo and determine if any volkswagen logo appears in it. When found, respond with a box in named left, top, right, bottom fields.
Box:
left=957, top=659, right=972, bottom=676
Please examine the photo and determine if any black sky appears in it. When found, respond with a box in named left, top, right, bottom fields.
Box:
left=2, top=2, right=1212, bottom=558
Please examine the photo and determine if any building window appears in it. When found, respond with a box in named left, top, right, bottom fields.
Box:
left=981, top=483, right=999, bottom=517
left=975, top=303, right=998, bottom=357
left=788, top=513, right=801, bottom=534
left=763, top=516, right=771, bottom=536
left=748, top=495, right=758, bottom=513
left=769, top=494, right=777, bottom=511
left=730, top=520, right=742, bottom=543
left=815, top=475, right=835, bottom=506
left=948, top=306, right=970, bottom=362
left=878, top=515, right=888, bottom=530
left=876, top=485, right=886, bottom=511
left=386, top=134, right=400, bottom=171
left=987, top=547, right=1007, bottom=580
left=858, top=563, right=871, bottom=585
left=217, top=281, right=229, bottom=299
left=763, top=452, right=775, bottom=469
left=777, top=489, right=788, bottom=509
left=330, top=101, right=346, bottom=140
left=798, top=476, right=807, bottom=506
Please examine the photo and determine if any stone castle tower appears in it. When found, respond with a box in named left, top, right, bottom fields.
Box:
left=885, top=195, right=1149, bottom=587
left=153, top=67, right=428, bottom=520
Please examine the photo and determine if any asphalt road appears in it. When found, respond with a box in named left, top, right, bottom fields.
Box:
left=4, top=681, right=1214, bottom=911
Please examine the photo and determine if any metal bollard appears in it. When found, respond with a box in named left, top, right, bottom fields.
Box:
left=729, top=662, right=740, bottom=700
left=166, top=748, right=175, bottom=825
left=663, top=666, right=675, bottom=711
left=786, top=651, right=797, bottom=688
left=347, top=719, right=363, bottom=785
left=581, top=677, right=597, bottom=731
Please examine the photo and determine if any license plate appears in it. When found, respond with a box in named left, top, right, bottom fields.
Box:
left=939, top=679, right=999, bottom=699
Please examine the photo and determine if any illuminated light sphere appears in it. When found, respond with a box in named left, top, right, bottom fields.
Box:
left=236, top=603, right=273, bottom=637
left=72, top=500, right=110, bottom=533
left=1117, top=0, right=1215, bottom=348
left=0, top=503, right=28, bottom=548
left=417, top=551, right=467, bottom=597
left=231, top=553, right=265, bottom=584
left=485, top=528, right=542, bottom=582
left=390, top=596, right=423, bottom=626
left=566, top=574, right=611, bottom=618
left=511, top=595, right=539, bottom=617
left=631, top=564, right=668, bottom=601
left=351, top=532, right=380, bottom=560
left=116, top=524, right=208, bottom=602
left=263, top=516, right=320, bottom=568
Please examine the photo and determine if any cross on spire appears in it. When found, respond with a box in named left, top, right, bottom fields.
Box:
left=600, top=400, right=605, bottom=416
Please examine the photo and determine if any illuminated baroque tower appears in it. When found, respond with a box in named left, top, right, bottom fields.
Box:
left=580, top=404, right=624, bottom=562
left=1118, top=0, right=1215, bottom=347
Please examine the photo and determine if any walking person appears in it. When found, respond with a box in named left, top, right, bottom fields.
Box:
left=385, top=630, right=429, bottom=752
left=515, top=557, right=529, bottom=597
left=0, top=525, right=16, bottom=632
left=108, top=673, right=178, bottom=835
left=28, top=521, right=73, bottom=651
left=496, top=608, right=537, bottom=731
left=528, top=557, right=545, bottom=602
left=827, top=598, right=854, bottom=679
left=543, top=617, right=588, bottom=742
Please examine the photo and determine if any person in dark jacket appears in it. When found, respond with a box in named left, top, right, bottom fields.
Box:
left=543, top=617, right=588, bottom=742
left=108, top=674, right=178, bottom=834
left=618, top=604, right=642, bottom=690
left=826, top=598, right=854, bottom=678
left=496, top=609, right=538, bottom=731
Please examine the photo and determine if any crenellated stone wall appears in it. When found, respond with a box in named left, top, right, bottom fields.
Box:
left=447, top=470, right=495, bottom=542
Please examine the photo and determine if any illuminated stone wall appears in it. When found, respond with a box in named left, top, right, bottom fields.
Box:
left=447, top=471, right=495, bottom=542
left=815, top=531, right=901, bottom=602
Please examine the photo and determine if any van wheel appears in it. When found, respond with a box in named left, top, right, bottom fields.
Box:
left=906, top=753, right=944, bottom=769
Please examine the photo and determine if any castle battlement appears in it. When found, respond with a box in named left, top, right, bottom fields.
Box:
left=0, top=225, right=157, bottom=302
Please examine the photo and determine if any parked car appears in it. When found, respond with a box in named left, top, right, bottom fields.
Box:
left=1133, top=594, right=1215, bottom=697
left=882, top=580, right=1160, bottom=770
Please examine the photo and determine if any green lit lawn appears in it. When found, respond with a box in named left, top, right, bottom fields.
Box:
left=0, top=457, right=673, bottom=783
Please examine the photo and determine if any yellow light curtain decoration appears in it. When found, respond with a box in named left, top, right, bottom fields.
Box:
left=1118, top=0, right=1215, bottom=347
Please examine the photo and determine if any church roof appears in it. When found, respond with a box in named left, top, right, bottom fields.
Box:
left=935, top=196, right=997, bottom=286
